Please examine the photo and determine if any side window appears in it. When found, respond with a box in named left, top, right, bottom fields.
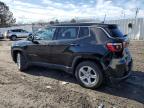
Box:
left=78, top=27, right=90, bottom=38
left=11, top=30, right=14, bottom=32
left=56, top=27, right=79, bottom=40
left=18, top=29, right=22, bottom=32
left=91, top=27, right=108, bottom=42
left=34, top=27, right=56, bottom=40
left=12, top=30, right=18, bottom=32
left=94, top=28, right=108, bottom=37
left=21, top=29, right=28, bottom=33
left=16, top=29, right=21, bottom=32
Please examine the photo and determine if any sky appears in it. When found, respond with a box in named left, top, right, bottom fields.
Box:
left=0, top=0, right=144, bottom=23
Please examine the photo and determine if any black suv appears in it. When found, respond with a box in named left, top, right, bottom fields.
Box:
left=11, top=23, right=133, bottom=89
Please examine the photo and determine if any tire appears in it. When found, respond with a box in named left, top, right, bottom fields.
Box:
left=75, top=61, right=103, bottom=89
left=10, top=35, right=17, bottom=41
left=16, top=52, right=28, bottom=71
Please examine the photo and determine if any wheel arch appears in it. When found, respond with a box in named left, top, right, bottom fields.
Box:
left=12, top=49, right=24, bottom=63
left=71, top=56, right=105, bottom=75
left=11, top=34, right=17, bottom=38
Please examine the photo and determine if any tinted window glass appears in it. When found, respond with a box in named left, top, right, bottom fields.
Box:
left=18, top=29, right=22, bottom=32
left=21, top=29, right=28, bottom=33
left=12, top=29, right=19, bottom=32
left=91, top=27, right=108, bottom=43
left=56, top=27, right=78, bottom=40
left=92, top=27, right=107, bottom=37
left=34, top=27, right=56, bottom=40
left=106, top=26, right=124, bottom=37
left=79, top=27, right=89, bottom=38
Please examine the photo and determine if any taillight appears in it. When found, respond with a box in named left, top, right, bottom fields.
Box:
left=106, top=43, right=122, bottom=52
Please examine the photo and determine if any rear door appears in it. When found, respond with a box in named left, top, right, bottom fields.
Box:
left=14, top=29, right=23, bottom=38
left=20, top=29, right=30, bottom=38
left=50, top=26, right=79, bottom=66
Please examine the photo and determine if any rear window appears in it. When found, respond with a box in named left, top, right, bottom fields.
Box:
left=91, top=27, right=108, bottom=38
left=106, top=27, right=124, bottom=38
left=90, top=27, right=109, bottom=43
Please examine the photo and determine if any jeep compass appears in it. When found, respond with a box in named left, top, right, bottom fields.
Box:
left=11, top=23, right=133, bottom=89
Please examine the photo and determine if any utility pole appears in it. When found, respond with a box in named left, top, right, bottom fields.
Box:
left=135, top=8, right=139, bottom=20
left=133, top=8, right=139, bottom=40
left=121, top=10, right=125, bottom=19
left=103, top=14, right=106, bottom=23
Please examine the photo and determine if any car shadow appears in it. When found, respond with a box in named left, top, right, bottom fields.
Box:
left=24, top=66, right=144, bottom=104
left=97, top=71, right=144, bottom=103
left=24, top=66, right=77, bottom=84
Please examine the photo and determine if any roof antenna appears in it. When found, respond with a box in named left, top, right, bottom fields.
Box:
left=102, top=14, right=106, bottom=23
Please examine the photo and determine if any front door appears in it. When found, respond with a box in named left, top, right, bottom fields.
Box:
left=26, top=27, right=56, bottom=64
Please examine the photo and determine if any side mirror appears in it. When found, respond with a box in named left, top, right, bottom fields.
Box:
left=28, top=34, right=39, bottom=44
left=27, top=34, right=34, bottom=41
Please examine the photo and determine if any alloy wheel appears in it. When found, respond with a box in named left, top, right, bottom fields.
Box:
left=78, top=66, right=98, bottom=87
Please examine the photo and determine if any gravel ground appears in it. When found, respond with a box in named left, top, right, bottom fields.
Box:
left=0, top=39, right=144, bottom=108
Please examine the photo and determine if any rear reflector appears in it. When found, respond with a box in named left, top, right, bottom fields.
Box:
left=106, top=43, right=122, bottom=52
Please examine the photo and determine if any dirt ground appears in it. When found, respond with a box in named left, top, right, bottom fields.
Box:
left=0, top=39, right=144, bottom=108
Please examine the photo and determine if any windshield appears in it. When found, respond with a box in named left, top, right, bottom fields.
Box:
left=34, top=27, right=56, bottom=40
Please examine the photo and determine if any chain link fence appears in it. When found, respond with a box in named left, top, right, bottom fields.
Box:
left=106, top=18, right=144, bottom=40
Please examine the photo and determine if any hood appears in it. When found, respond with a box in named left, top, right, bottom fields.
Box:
left=12, top=39, right=33, bottom=47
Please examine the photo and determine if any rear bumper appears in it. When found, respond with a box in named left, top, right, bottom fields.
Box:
left=105, top=58, right=133, bottom=82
